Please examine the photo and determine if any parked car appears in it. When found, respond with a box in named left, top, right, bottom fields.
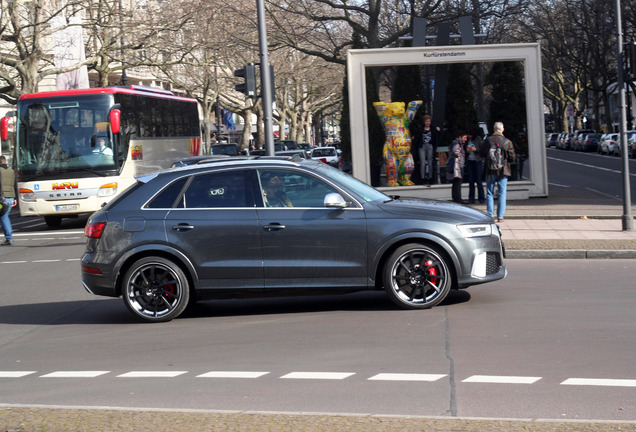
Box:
left=275, top=150, right=311, bottom=159
left=210, top=144, right=240, bottom=156
left=631, top=133, right=636, bottom=158
left=546, top=133, right=559, bottom=148
left=571, top=129, right=595, bottom=151
left=310, top=146, right=340, bottom=167
left=171, top=155, right=230, bottom=167
left=81, top=158, right=506, bottom=322
left=579, top=133, right=602, bottom=152
left=599, top=133, right=619, bottom=155
left=556, top=133, right=573, bottom=150
left=275, top=140, right=298, bottom=150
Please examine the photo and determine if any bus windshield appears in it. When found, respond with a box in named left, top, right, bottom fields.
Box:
left=16, top=94, right=116, bottom=179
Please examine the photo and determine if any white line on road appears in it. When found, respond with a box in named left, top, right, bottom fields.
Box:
left=197, top=371, right=269, bottom=379
left=117, top=371, right=188, bottom=378
left=12, top=231, right=84, bottom=237
left=368, top=373, right=447, bottom=382
left=561, top=378, right=636, bottom=387
left=462, top=375, right=542, bottom=384
left=40, top=371, right=110, bottom=378
left=0, top=371, right=37, bottom=378
left=547, top=156, right=636, bottom=177
left=280, top=372, right=355, bottom=380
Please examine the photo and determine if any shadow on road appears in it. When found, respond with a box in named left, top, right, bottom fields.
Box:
left=0, top=290, right=471, bottom=325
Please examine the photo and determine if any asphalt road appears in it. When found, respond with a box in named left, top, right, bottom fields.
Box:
left=1, top=231, right=635, bottom=424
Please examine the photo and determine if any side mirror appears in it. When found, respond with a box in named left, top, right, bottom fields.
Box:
left=0, top=117, right=9, bottom=141
left=324, top=193, right=350, bottom=208
left=109, top=109, right=121, bottom=134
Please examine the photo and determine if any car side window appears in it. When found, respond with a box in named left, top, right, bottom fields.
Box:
left=181, top=170, right=248, bottom=208
left=258, top=169, right=339, bottom=208
left=146, top=177, right=188, bottom=208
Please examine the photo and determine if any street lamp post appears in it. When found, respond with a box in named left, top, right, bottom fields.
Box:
left=615, top=0, right=633, bottom=230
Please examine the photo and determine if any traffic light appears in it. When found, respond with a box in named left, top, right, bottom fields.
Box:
left=234, top=63, right=257, bottom=98
left=628, top=42, right=636, bottom=80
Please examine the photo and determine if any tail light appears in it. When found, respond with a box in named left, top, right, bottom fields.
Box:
left=85, top=221, right=106, bottom=239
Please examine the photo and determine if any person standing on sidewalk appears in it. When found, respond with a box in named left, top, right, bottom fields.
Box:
left=0, top=155, right=16, bottom=246
left=479, top=122, right=515, bottom=222
left=465, top=128, right=485, bottom=204
left=446, top=132, right=467, bottom=204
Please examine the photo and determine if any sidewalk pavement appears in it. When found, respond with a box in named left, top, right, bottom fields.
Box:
left=468, top=186, right=636, bottom=259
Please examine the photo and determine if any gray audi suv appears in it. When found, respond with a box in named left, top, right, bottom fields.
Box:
left=82, top=158, right=506, bottom=322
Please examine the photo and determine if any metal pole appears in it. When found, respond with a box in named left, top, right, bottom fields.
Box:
left=615, top=0, right=633, bottom=230
left=119, top=0, right=127, bottom=86
left=256, top=0, right=275, bottom=156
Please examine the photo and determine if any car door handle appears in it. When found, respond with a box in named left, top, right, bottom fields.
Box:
left=264, top=223, right=286, bottom=231
left=172, top=223, right=195, bottom=231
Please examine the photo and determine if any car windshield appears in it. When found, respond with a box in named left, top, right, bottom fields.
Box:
left=313, top=162, right=389, bottom=203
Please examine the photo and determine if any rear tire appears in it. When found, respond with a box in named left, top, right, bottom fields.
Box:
left=122, top=257, right=190, bottom=322
left=383, top=243, right=452, bottom=310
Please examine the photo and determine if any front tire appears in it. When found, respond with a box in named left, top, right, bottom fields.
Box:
left=383, top=244, right=452, bottom=310
left=44, top=216, right=62, bottom=228
left=122, top=257, right=190, bottom=322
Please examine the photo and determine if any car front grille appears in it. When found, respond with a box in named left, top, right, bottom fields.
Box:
left=486, top=252, right=502, bottom=275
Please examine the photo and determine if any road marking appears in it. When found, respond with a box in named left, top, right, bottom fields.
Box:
left=281, top=372, right=355, bottom=380
left=197, top=371, right=269, bottom=379
left=561, top=378, right=636, bottom=387
left=0, top=371, right=37, bottom=378
left=33, top=259, right=62, bottom=263
left=13, top=231, right=84, bottom=237
left=117, top=371, right=188, bottom=378
left=462, top=375, right=541, bottom=384
left=0, top=261, right=28, bottom=264
left=547, top=156, right=636, bottom=177
left=40, top=371, right=110, bottom=378
left=368, top=373, right=446, bottom=382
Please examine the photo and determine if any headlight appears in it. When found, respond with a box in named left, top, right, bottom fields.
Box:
left=457, top=223, right=493, bottom=238
left=98, top=182, right=118, bottom=197
left=19, top=188, right=36, bottom=202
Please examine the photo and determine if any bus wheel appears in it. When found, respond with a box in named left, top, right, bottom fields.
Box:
left=44, top=216, right=62, bottom=228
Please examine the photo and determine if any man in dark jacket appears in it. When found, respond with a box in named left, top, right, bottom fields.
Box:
left=0, top=155, right=16, bottom=245
left=479, top=122, right=515, bottom=222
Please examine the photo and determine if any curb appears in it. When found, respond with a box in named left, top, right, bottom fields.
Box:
left=506, top=249, right=636, bottom=259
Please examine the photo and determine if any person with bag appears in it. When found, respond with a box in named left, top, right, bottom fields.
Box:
left=446, top=132, right=467, bottom=204
left=0, top=155, right=17, bottom=246
left=479, top=122, right=516, bottom=222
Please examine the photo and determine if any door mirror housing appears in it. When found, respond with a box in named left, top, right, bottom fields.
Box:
left=0, top=117, right=9, bottom=141
left=324, top=193, right=350, bottom=208
left=109, top=109, right=121, bottom=134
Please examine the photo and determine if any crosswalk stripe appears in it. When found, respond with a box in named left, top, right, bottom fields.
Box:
left=197, top=371, right=269, bottom=378
left=117, top=371, right=188, bottom=378
left=0, top=371, right=37, bottom=378
left=281, top=372, right=354, bottom=380
left=462, top=375, right=541, bottom=384
left=561, top=378, right=636, bottom=387
left=40, top=371, right=110, bottom=378
left=368, top=373, right=446, bottom=382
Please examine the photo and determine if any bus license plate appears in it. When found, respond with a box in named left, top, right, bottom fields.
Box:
left=56, top=204, right=78, bottom=212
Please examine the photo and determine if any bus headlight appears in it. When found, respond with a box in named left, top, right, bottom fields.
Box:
left=98, top=182, right=118, bottom=197
left=19, top=188, right=36, bottom=202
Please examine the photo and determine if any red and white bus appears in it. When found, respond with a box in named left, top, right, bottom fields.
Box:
left=0, top=85, right=201, bottom=227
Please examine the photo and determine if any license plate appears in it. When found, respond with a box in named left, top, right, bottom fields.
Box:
left=56, top=204, right=78, bottom=212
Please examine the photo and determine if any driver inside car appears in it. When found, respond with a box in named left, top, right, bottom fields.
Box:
left=261, top=173, right=293, bottom=207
